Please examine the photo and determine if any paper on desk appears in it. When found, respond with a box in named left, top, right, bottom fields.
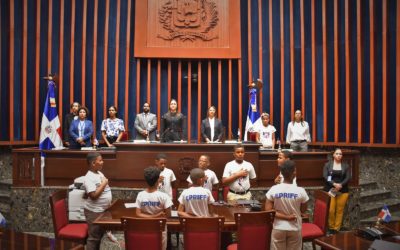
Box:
left=124, top=203, right=137, bottom=208
left=171, top=211, right=178, bottom=217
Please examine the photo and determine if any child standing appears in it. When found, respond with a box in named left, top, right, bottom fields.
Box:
left=83, top=152, right=112, bottom=250
left=186, top=155, right=219, bottom=192
left=178, top=168, right=215, bottom=217
left=155, top=154, right=177, bottom=199
left=136, top=166, right=173, bottom=250
left=274, top=151, right=297, bottom=185
left=265, top=160, right=309, bottom=250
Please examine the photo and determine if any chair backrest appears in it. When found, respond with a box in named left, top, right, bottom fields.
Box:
left=312, top=190, right=331, bottom=234
left=120, top=130, right=130, bottom=141
left=246, top=131, right=257, bottom=142
left=180, top=216, right=225, bottom=250
left=121, top=217, right=166, bottom=250
left=49, top=190, right=69, bottom=238
left=234, top=211, right=275, bottom=250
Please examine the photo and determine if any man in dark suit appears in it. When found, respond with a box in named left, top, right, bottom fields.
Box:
left=200, top=106, right=224, bottom=142
left=134, top=102, right=157, bottom=140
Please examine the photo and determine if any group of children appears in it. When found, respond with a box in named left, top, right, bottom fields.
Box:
left=82, top=145, right=309, bottom=250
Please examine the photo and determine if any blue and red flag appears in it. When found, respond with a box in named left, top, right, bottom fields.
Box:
left=244, top=88, right=261, bottom=141
left=377, top=205, right=392, bottom=223
left=39, top=80, right=63, bottom=151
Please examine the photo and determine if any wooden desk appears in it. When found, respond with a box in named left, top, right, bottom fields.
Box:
left=94, top=199, right=250, bottom=232
left=313, top=223, right=400, bottom=250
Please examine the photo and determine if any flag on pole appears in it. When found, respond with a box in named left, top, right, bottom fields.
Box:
left=244, top=88, right=261, bottom=141
left=0, top=212, right=6, bottom=227
left=39, top=80, right=63, bottom=151
left=377, top=205, right=392, bottom=223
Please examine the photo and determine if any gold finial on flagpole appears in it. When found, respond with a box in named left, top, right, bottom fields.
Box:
left=42, top=74, right=58, bottom=83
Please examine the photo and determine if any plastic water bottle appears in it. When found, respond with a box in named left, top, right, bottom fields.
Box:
left=277, top=139, right=281, bottom=151
left=237, top=129, right=241, bottom=142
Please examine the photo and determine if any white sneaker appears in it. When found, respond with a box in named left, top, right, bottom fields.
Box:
left=106, top=231, right=118, bottom=243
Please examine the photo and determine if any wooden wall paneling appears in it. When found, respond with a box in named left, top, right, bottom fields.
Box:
left=22, top=0, right=27, bottom=141
left=369, top=0, right=375, bottom=143
left=59, top=0, right=65, bottom=123
left=334, top=0, right=339, bottom=142
left=197, top=61, right=202, bottom=142
left=167, top=60, right=171, bottom=103
left=69, top=0, right=75, bottom=104
left=382, top=0, right=387, bottom=143
left=345, top=0, right=350, bottom=142
left=124, top=0, right=132, bottom=129
left=397, top=0, right=400, bottom=144
left=357, top=0, right=363, bottom=143
left=47, top=0, right=52, bottom=73
left=290, top=0, right=294, bottom=117
left=188, top=61, right=192, bottom=142
left=136, top=58, right=140, bottom=114
left=228, top=59, right=232, bottom=139
left=258, top=0, right=263, bottom=112
left=9, top=0, right=15, bottom=143
left=269, top=0, right=274, bottom=122
left=311, top=0, right=316, bottom=142
left=81, top=0, right=87, bottom=106
left=114, top=0, right=120, bottom=106
left=157, top=60, right=161, bottom=131
left=247, top=0, right=252, bottom=83
left=102, top=0, right=110, bottom=120
left=300, top=0, right=305, bottom=113
left=208, top=60, right=211, bottom=107
left=92, top=0, right=98, bottom=137
left=280, top=0, right=284, bottom=140
left=35, top=0, right=41, bottom=141
left=238, top=59, right=242, bottom=136
left=322, top=0, right=327, bottom=142
left=218, top=60, right=222, bottom=118
left=178, top=60, right=182, bottom=111
left=147, top=59, right=151, bottom=102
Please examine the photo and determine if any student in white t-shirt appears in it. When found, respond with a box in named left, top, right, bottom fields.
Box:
left=222, top=144, right=257, bottom=201
left=265, top=160, right=309, bottom=250
left=274, top=151, right=297, bottom=185
left=83, top=152, right=112, bottom=250
left=256, top=112, right=276, bottom=148
left=187, top=155, right=219, bottom=192
left=178, top=168, right=215, bottom=217
left=136, top=166, right=173, bottom=250
left=155, top=153, right=177, bottom=199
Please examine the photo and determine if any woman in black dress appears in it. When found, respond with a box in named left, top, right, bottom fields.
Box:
left=160, top=99, right=187, bottom=142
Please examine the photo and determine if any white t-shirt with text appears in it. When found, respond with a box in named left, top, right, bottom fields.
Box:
left=178, top=186, right=215, bottom=217
left=222, top=160, right=256, bottom=192
left=158, top=168, right=177, bottom=198
left=83, top=170, right=112, bottom=212
left=187, top=169, right=219, bottom=191
left=135, top=190, right=173, bottom=215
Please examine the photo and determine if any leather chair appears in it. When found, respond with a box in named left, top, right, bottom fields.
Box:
left=227, top=211, right=275, bottom=250
left=121, top=217, right=167, bottom=250
left=302, top=190, right=331, bottom=249
left=180, top=216, right=225, bottom=250
left=49, top=190, right=88, bottom=244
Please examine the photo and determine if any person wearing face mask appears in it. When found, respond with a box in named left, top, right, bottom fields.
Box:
left=200, top=106, right=224, bottom=143
left=69, top=107, right=94, bottom=149
left=160, top=99, right=187, bottom=142
left=323, top=148, right=351, bottom=234
left=286, top=110, right=311, bottom=151
left=64, top=102, right=81, bottom=147
left=134, top=102, right=157, bottom=141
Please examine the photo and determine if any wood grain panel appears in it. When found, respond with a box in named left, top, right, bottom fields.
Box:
left=369, top=0, right=375, bottom=143
left=382, top=0, right=387, bottom=143
left=300, top=0, right=305, bottom=113
left=397, top=0, right=400, bottom=144
left=69, top=0, right=76, bottom=104
left=178, top=60, right=182, bottom=111
left=22, top=0, right=27, bottom=140
left=311, top=0, right=316, bottom=142
left=269, top=0, right=274, bottom=123
left=35, top=0, right=41, bottom=141
left=136, top=59, right=141, bottom=114
left=290, top=0, right=294, bottom=117
left=114, top=0, right=121, bottom=106
left=58, top=0, right=65, bottom=123
left=334, top=0, right=339, bottom=142
left=124, top=0, right=132, bottom=128
left=280, top=0, right=285, bottom=139
left=247, top=0, right=252, bottom=83
left=238, top=59, right=243, bottom=136
left=228, top=59, right=232, bottom=139
left=157, top=60, right=161, bottom=130
left=345, top=0, right=350, bottom=142
left=187, top=61, right=192, bottom=142
left=258, top=0, right=263, bottom=112
left=102, top=0, right=110, bottom=119
left=81, top=0, right=87, bottom=106
left=322, top=0, right=327, bottom=142
left=9, top=0, right=15, bottom=143
left=208, top=61, right=211, bottom=107
left=147, top=59, right=151, bottom=102
left=218, top=60, right=222, bottom=118
left=91, top=0, right=98, bottom=137
left=197, top=61, right=202, bottom=142
left=357, top=0, right=363, bottom=143
left=167, top=60, right=171, bottom=103
left=47, top=0, right=52, bottom=73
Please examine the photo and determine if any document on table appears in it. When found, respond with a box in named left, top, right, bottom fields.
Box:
left=171, top=210, right=178, bottom=217
left=124, top=203, right=137, bottom=208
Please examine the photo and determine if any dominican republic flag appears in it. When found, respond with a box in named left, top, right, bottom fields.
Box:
left=244, top=88, right=261, bottom=141
left=39, top=80, right=63, bottom=151
left=0, top=212, right=6, bottom=227
left=377, top=205, right=392, bottom=223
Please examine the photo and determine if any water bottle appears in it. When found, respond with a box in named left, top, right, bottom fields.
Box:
left=237, top=129, right=241, bottom=143
left=277, top=139, right=281, bottom=151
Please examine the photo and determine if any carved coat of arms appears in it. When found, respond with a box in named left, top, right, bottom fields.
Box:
left=158, top=0, right=219, bottom=41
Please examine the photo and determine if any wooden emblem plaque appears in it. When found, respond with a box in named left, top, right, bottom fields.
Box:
left=134, top=0, right=241, bottom=59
